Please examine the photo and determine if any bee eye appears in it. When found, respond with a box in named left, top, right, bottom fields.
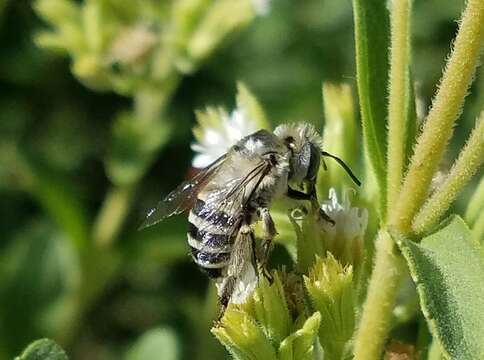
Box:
left=284, top=136, right=296, bottom=150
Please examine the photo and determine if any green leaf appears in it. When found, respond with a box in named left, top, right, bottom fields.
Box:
left=0, top=221, right=81, bottom=355
left=125, top=328, right=179, bottom=360
left=15, top=339, right=68, bottom=360
left=352, top=0, right=390, bottom=218
left=398, top=216, right=484, bottom=359
left=27, top=159, right=89, bottom=251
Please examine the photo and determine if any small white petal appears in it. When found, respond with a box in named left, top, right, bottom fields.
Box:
left=252, top=0, right=271, bottom=16
left=191, top=103, right=260, bottom=168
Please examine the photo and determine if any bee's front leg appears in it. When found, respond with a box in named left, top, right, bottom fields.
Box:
left=287, top=185, right=335, bottom=225
left=258, top=207, right=276, bottom=283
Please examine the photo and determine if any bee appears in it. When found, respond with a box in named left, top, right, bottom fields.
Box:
left=141, top=123, right=360, bottom=312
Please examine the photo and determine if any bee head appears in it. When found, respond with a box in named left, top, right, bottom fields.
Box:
left=274, top=123, right=322, bottom=183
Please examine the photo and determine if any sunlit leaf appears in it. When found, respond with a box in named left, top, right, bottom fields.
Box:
left=15, top=338, right=68, bottom=360
left=352, top=0, right=390, bottom=217
left=0, top=221, right=80, bottom=355
left=398, top=216, right=484, bottom=359
left=125, top=328, right=180, bottom=360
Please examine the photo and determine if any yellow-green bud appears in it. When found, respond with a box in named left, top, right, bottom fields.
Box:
left=212, top=308, right=278, bottom=360
left=304, top=254, right=355, bottom=360
left=187, top=0, right=255, bottom=62
left=241, top=272, right=292, bottom=345
left=278, top=312, right=321, bottom=360
left=34, top=0, right=80, bottom=28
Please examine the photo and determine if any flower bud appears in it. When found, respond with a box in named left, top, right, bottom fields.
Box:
left=320, top=83, right=357, bottom=193
left=34, top=0, right=80, bottom=28
left=304, top=254, right=355, bottom=360
left=187, top=0, right=255, bottom=62
left=212, top=308, right=278, bottom=360
left=213, top=270, right=322, bottom=360
left=278, top=312, right=321, bottom=360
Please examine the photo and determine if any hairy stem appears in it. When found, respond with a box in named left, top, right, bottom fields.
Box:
left=465, top=175, right=484, bottom=226
left=413, top=112, right=484, bottom=234
left=353, top=230, right=405, bottom=359
left=390, top=0, right=484, bottom=233
left=471, top=210, right=484, bottom=243
left=387, top=0, right=412, bottom=211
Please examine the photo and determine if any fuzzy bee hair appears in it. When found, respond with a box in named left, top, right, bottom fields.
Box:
left=274, top=122, right=323, bottom=184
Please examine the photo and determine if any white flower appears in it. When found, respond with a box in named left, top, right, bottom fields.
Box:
left=320, top=188, right=368, bottom=266
left=252, top=0, right=271, bottom=16
left=191, top=107, right=258, bottom=168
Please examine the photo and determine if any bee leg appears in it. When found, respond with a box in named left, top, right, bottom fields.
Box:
left=307, top=182, right=336, bottom=225
left=215, top=276, right=235, bottom=322
left=288, top=185, right=335, bottom=225
left=258, top=207, right=276, bottom=284
left=319, top=208, right=335, bottom=225
left=287, top=186, right=312, bottom=200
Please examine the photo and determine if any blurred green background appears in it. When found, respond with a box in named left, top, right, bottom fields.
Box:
left=0, top=0, right=482, bottom=359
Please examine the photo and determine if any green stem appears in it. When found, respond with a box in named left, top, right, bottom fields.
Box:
left=464, top=175, right=484, bottom=226
left=413, top=112, right=484, bottom=234
left=92, top=80, right=179, bottom=247
left=92, top=185, right=134, bottom=247
left=471, top=210, right=484, bottom=243
left=386, top=0, right=412, bottom=211
left=390, top=0, right=484, bottom=233
left=353, top=230, right=405, bottom=359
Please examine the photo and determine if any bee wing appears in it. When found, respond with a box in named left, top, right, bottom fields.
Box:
left=195, top=160, right=271, bottom=236
left=140, top=154, right=227, bottom=229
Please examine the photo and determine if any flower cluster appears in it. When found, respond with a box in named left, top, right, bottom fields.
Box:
left=191, top=82, right=271, bottom=168
left=34, top=0, right=268, bottom=95
left=193, top=86, right=368, bottom=360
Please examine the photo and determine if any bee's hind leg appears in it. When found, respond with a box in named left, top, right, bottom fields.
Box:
left=214, top=275, right=235, bottom=324
left=258, top=207, right=276, bottom=284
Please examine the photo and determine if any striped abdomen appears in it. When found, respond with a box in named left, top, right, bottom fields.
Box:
left=188, top=199, right=241, bottom=278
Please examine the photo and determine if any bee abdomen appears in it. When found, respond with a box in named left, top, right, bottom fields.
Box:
left=187, top=222, right=232, bottom=279
left=189, top=245, right=229, bottom=279
left=187, top=198, right=240, bottom=278
left=187, top=223, right=230, bottom=251
left=191, top=199, right=238, bottom=228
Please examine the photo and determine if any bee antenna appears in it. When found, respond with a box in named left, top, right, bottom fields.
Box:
left=321, top=151, right=361, bottom=186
